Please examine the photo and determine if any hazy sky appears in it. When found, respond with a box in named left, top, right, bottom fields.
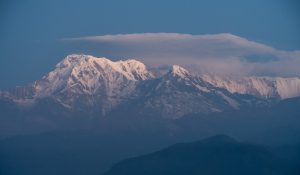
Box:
left=0, top=0, right=300, bottom=89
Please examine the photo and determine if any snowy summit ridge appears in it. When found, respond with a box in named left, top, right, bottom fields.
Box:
left=201, top=75, right=300, bottom=99
left=34, top=54, right=153, bottom=97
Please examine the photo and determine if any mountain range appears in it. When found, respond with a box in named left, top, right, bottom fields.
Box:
left=1, top=54, right=300, bottom=137
left=1, top=54, right=300, bottom=118
left=1, top=54, right=300, bottom=175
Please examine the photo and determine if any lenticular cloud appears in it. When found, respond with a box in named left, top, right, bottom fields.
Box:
left=61, top=33, right=300, bottom=77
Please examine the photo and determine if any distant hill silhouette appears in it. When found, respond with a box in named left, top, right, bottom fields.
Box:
left=103, top=135, right=299, bottom=175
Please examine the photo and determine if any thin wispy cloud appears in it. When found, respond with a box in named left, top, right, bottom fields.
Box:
left=61, top=33, right=300, bottom=77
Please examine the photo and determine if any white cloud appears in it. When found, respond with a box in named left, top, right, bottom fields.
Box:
left=61, top=33, right=300, bottom=77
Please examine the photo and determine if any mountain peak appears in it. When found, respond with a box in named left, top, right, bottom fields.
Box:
left=31, top=54, right=154, bottom=100
left=56, top=54, right=110, bottom=69
left=169, top=65, right=190, bottom=78
left=54, top=54, right=153, bottom=81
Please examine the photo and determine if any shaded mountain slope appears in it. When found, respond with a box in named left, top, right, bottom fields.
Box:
left=103, top=135, right=298, bottom=175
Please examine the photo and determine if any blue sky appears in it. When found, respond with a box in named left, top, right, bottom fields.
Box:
left=0, top=0, right=299, bottom=88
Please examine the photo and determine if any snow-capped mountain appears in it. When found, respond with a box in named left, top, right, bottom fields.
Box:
left=132, top=65, right=241, bottom=119
left=1, top=54, right=153, bottom=115
left=34, top=54, right=153, bottom=97
left=133, top=65, right=274, bottom=119
left=1, top=54, right=300, bottom=119
left=201, top=75, right=300, bottom=99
